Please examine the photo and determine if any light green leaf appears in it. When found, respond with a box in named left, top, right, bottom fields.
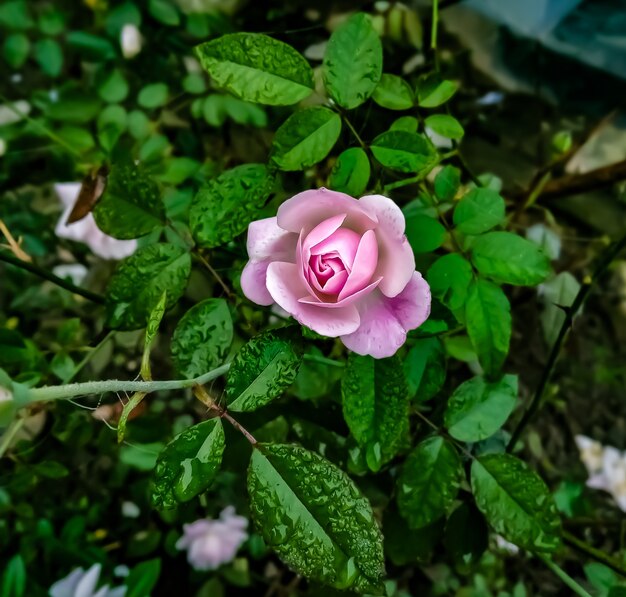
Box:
left=106, top=244, right=191, bottom=330
left=93, top=161, right=165, bottom=240
left=66, top=31, right=115, bottom=61
left=471, top=232, right=552, bottom=286
left=471, top=454, right=561, bottom=552
left=453, top=188, right=505, bottom=235
left=46, top=90, right=101, bottom=123
left=539, top=271, right=580, bottom=347
left=34, top=38, right=63, bottom=77
left=465, top=278, right=511, bottom=377
left=1, top=554, right=25, bottom=597
left=3, top=33, right=30, bottom=69
left=397, top=436, right=463, bottom=529
left=390, top=116, right=418, bottom=133
left=341, top=354, right=409, bottom=470
left=126, top=559, right=161, bottom=597
left=328, top=147, right=370, bottom=197
left=248, top=443, right=385, bottom=592
left=372, top=74, right=414, bottom=110
left=171, top=299, right=233, bottom=379
left=444, top=374, right=518, bottom=442
left=138, top=83, right=169, bottom=109
left=196, top=33, right=314, bottom=106
left=425, top=114, right=464, bottom=139
left=148, top=0, right=179, bottom=25
left=271, top=106, right=341, bottom=171
left=190, top=164, right=274, bottom=248
left=371, top=130, right=437, bottom=174
left=322, top=13, right=382, bottom=110
left=434, top=165, right=461, bottom=201
left=417, top=74, right=458, bottom=108
left=427, top=253, right=473, bottom=311
left=404, top=338, right=446, bottom=401
left=225, top=329, right=302, bottom=412
left=405, top=213, right=446, bottom=253
left=152, top=418, right=225, bottom=508
left=97, top=68, right=129, bottom=103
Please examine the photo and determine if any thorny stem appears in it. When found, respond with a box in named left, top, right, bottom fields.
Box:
left=0, top=250, right=106, bottom=304
left=193, top=385, right=257, bottom=445
left=507, top=232, right=626, bottom=452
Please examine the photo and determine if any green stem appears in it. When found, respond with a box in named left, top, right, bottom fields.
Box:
left=431, top=0, right=439, bottom=52
left=303, top=353, right=345, bottom=368
left=538, top=555, right=593, bottom=597
left=0, top=418, right=26, bottom=459
left=563, top=530, right=626, bottom=578
left=0, top=251, right=105, bottom=305
left=507, top=232, right=626, bottom=451
left=26, top=363, right=231, bottom=404
left=339, top=110, right=367, bottom=150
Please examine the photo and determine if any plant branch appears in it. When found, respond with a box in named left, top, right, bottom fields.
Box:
left=537, top=554, right=593, bottom=597
left=563, top=530, right=626, bottom=578
left=26, top=363, right=231, bottom=404
left=507, top=233, right=626, bottom=451
left=0, top=250, right=105, bottom=304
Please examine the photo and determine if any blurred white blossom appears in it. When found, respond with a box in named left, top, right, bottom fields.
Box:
left=55, top=183, right=137, bottom=260
left=53, top=264, right=89, bottom=285
left=49, top=563, right=126, bottom=597
left=526, top=223, right=561, bottom=261
left=576, top=435, right=626, bottom=512
left=120, top=24, right=142, bottom=59
left=176, top=506, right=248, bottom=571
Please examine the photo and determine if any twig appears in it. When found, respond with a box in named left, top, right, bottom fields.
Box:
left=0, top=418, right=26, bottom=459
left=0, top=250, right=106, bottom=304
left=507, top=233, right=626, bottom=451
left=537, top=554, right=593, bottom=597
left=0, top=219, right=31, bottom=262
left=194, top=251, right=234, bottom=299
left=563, top=530, right=626, bottom=578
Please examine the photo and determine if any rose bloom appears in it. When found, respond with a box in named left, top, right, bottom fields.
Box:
left=241, top=188, right=431, bottom=358
left=176, top=506, right=248, bottom=571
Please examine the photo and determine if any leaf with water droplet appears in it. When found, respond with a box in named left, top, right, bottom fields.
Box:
left=151, top=418, right=225, bottom=509
left=247, top=443, right=385, bottom=592
left=397, top=436, right=462, bottom=529
left=471, top=453, right=561, bottom=553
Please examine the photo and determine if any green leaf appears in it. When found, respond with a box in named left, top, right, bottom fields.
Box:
left=158, top=157, right=201, bottom=186
left=427, top=253, right=473, bottom=311
left=128, top=110, right=151, bottom=139
left=471, top=232, right=552, bottom=286
left=97, top=68, right=129, bottom=103
left=93, top=161, right=165, bottom=240
left=38, top=7, right=65, bottom=35
left=148, top=0, right=180, bottom=25
left=97, top=105, right=127, bottom=152
left=126, top=559, right=161, bottom=597
left=0, top=1, right=33, bottom=30
left=453, top=188, right=505, bottom=235
left=46, top=90, right=101, bottom=123
left=171, top=299, right=233, bottom=379
left=34, top=38, right=63, bottom=77
left=106, top=244, right=191, bottom=330
left=225, top=329, right=302, bottom=412
left=444, top=374, right=518, bottom=442
left=372, top=74, right=414, bottom=110
left=66, top=31, right=115, bottom=61
left=152, top=418, right=225, bottom=508
left=434, top=165, right=461, bottom=201
left=465, top=278, right=511, bottom=377
left=3, top=33, right=30, bottom=69
left=1, top=554, right=25, bottom=597
left=341, top=354, right=409, bottom=470
left=189, top=164, right=274, bottom=248
left=404, top=338, right=446, bottom=401
left=471, top=454, right=561, bottom=553
left=397, top=436, right=463, bottom=529
left=539, top=272, right=580, bottom=347
left=444, top=503, right=488, bottom=569
left=248, top=443, right=385, bottom=592
left=390, top=115, right=418, bottom=133
left=138, top=83, right=169, bottom=109
left=196, top=33, right=314, bottom=106
left=329, top=147, right=370, bottom=197
left=141, top=291, right=167, bottom=381
left=271, top=107, right=341, bottom=171
left=417, top=74, right=458, bottom=108
left=405, top=214, right=446, bottom=253
left=371, top=131, right=437, bottom=174
left=323, top=13, right=383, bottom=110
left=425, top=114, right=464, bottom=139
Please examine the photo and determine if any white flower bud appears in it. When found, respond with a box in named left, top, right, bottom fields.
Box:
left=120, top=24, right=142, bottom=59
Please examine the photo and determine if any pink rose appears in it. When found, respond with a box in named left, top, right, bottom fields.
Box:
left=241, top=188, right=431, bottom=358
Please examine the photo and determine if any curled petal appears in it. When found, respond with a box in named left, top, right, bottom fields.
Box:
left=338, top=229, right=378, bottom=300
left=240, top=260, right=274, bottom=306
left=266, top=262, right=360, bottom=336
left=340, top=272, right=431, bottom=358
left=247, top=217, right=298, bottom=261
left=359, top=194, right=415, bottom=297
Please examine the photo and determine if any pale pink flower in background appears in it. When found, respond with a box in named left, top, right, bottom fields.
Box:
left=176, top=506, right=248, bottom=571
left=120, top=24, right=142, bottom=59
left=576, top=435, right=626, bottom=512
left=49, top=563, right=126, bottom=597
left=55, top=183, right=137, bottom=260
left=241, top=188, right=431, bottom=358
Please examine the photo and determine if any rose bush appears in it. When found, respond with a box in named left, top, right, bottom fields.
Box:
left=241, top=188, right=431, bottom=358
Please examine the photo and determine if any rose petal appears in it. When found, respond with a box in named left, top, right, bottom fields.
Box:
left=241, top=260, right=274, bottom=306
left=266, top=262, right=360, bottom=336
left=310, top=228, right=361, bottom=269
left=320, top=269, right=349, bottom=295
left=338, top=229, right=378, bottom=300
left=247, top=217, right=298, bottom=261
left=359, top=194, right=415, bottom=297
left=303, top=213, right=346, bottom=251
left=277, top=188, right=377, bottom=236
left=298, top=277, right=382, bottom=308
left=340, top=272, right=431, bottom=358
